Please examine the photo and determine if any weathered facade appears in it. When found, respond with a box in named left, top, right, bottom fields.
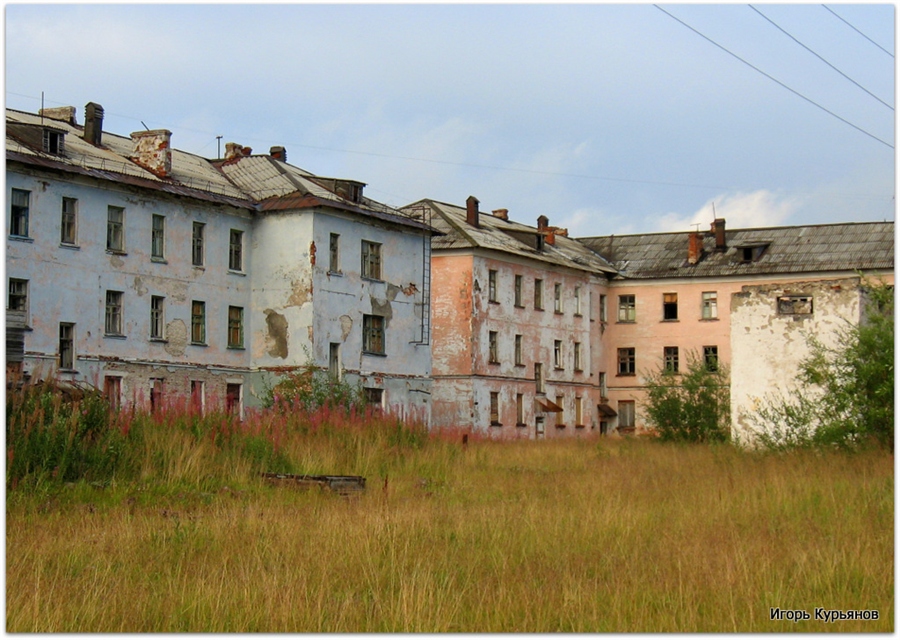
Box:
left=6, top=104, right=435, bottom=419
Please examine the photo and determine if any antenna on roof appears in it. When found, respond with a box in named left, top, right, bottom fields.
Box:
left=140, top=121, right=150, bottom=131
left=216, top=135, right=223, bottom=159
left=691, top=223, right=701, bottom=232
left=40, top=91, right=44, bottom=124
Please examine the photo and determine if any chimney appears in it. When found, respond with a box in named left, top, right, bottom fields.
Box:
left=537, top=215, right=549, bottom=231
left=545, top=230, right=556, bottom=245
left=83, top=102, right=104, bottom=146
left=556, top=228, right=568, bottom=238
left=688, top=232, right=704, bottom=265
left=130, top=129, right=173, bottom=178
left=711, top=218, right=726, bottom=252
left=466, top=195, right=480, bottom=228
left=270, top=146, right=287, bottom=163
left=40, top=106, right=77, bottom=125
left=492, top=208, right=508, bottom=221
left=225, top=142, right=245, bottom=161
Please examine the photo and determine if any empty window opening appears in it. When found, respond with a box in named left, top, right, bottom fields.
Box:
left=8, top=278, right=28, bottom=324
left=150, top=378, right=164, bottom=414
left=329, top=342, right=341, bottom=378
left=514, top=334, right=523, bottom=366
left=778, top=295, right=813, bottom=315
left=554, top=283, right=562, bottom=313
left=191, top=380, right=205, bottom=415
left=488, top=269, right=498, bottom=302
left=488, top=331, right=499, bottom=363
left=104, top=376, right=122, bottom=411
left=663, top=293, right=678, bottom=321
left=365, top=387, right=384, bottom=407
left=226, top=382, right=242, bottom=416
left=43, top=129, right=65, bottom=154
left=534, top=279, right=544, bottom=310
left=704, top=346, right=719, bottom=372
left=574, top=341, right=583, bottom=371
left=514, top=274, right=523, bottom=307
left=329, top=233, right=340, bottom=273
left=516, top=393, right=525, bottom=426
left=554, top=340, right=563, bottom=369
left=535, top=362, right=544, bottom=394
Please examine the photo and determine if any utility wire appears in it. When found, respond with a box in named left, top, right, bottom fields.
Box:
left=749, top=5, right=893, bottom=111
left=822, top=5, right=894, bottom=58
left=654, top=5, right=893, bottom=149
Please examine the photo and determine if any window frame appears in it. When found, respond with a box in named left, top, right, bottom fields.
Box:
left=617, top=347, right=636, bottom=376
left=618, top=400, right=635, bottom=429
left=490, top=391, right=501, bottom=426
left=618, top=295, right=636, bottom=323
left=105, top=290, right=124, bottom=336
left=534, top=362, right=544, bottom=394
left=703, top=345, right=719, bottom=372
left=10, top=189, right=30, bottom=238
left=8, top=278, right=29, bottom=324
left=488, top=330, right=499, bottom=364
left=151, top=214, right=166, bottom=260
left=663, top=293, right=678, bottom=321
left=574, top=286, right=582, bottom=316
left=227, top=305, right=244, bottom=349
left=554, top=283, right=563, bottom=314
left=150, top=295, right=165, bottom=340
left=573, top=341, right=583, bottom=372
left=59, top=322, right=75, bottom=370
left=329, top=233, right=341, bottom=274
left=192, top=222, right=205, bottom=267
left=362, top=314, right=385, bottom=355
left=361, top=240, right=382, bottom=281
left=534, top=278, right=544, bottom=310
left=516, top=393, right=525, bottom=426
left=106, top=205, right=125, bottom=253
left=229, top=229, right=244, bottom=272
left=777, top=295, right=813, bottom=316
left=664, top=346, right=680, bottom=373
left=488, top=269, right=498, bottom=303
left=191, top=300, right=207, bottom=345
left=701, top=291, right=718, bottom=320
left=514, top=334, right=523, bottom=366
left=60, top=197, right=78, bottom=246
left=553, top=339, right=563, bottom=369
left=514, top=274, right=523, bottom=307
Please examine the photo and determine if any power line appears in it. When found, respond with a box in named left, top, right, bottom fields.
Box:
left=822, top=4, right=894, bottom=58
left=654, top=5, right=893, bottom=149
left=749, top=5, right=893, bottom=111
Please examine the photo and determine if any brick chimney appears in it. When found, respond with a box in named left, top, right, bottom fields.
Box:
left=545, top=230, right=556, bottom=245
left=270, top=146, right=287, bottom=162
left=40, top=106, right=77, bottom=125
left=130, top=129, right=173, bottom=178
left=537, top=215, right=549, bottom=231
left=688, top=232, right=704, bottom=265
left=466, top=195, right=480, bottom=228
left=711, top=218, right=726, bottom=252
left=83, top=102, right=104, bottom=146
left=492, top=208, right=508, bottom=221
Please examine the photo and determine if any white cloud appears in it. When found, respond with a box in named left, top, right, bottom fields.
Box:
left=654, top=190, right=803, bottom=233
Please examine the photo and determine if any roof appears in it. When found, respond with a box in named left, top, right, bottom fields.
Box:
left=403, top=198, right=617, bottom=276
left=578, top=221, right=895, bottom=279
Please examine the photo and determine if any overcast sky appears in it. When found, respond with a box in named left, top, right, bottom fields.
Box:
left=5, top=3, right=895, bottom=236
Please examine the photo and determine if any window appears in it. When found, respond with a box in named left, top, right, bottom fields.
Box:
left=191, top=301, right=206, bottom=344
left=488, top=331, right=499, bottom=363
left=104, top=376, right=122, bottom=411
left=105, top=291, right=124, bottom=336
left=329, top=233, right=340, bottom=273
left=554, top=340, right=563, bottom=369
left=10, top=189, right=30, bottom=237
left=329, top=342, right=341, bottom=378
left=599, top=295, right=608, bottom=322
left=61, top=197, right=77, bottom=245
left=151, top=214, right=166, bottom=260
left=226, top=382, right=242, bottom=415
left=227, top=306, right=244, bottom=348
left=535, top=362, right=544, bottom=394
left=191, top=380, right=205, bottom=415
left=363, top=314, right=385, bottom=354
left=59, top=323, right=74, bottom=370
left=229, top=229, right=244, bottom=271
left=365, top=387, right=384, bottom=407
left=663, top=293, right=678, bottom=321
left=490, top=392, right=500, bottom=426
left=107, top=206, right=125, bottom=252
left=361, top=240, right=382, bottom=280
left=192, top=222, right=205, bottom=266
left=778, top=295, right=813, bottom=315
left=618, top=347, right=635, bottom=376
left=739, top=243, right=769, bottom=263
left=574, top=341, right=583, bottom=371
left=516, top=393, right=525, bottom=426
left=8, top=278, right=28, bottom=324
left=534, top=279, right=544, bottom=310
left=514, top=334, right=523, bottom=366
left=149, top=378, right=164, bottom=414
left=664, top=346, right=679, bottom=373
left=618, top=401, right=635, bottom=429
left=555, top=395, right=565, bottom=427
left=575, top=396, right=583, bottom=427
left=554, top=283, right=562, bottom=313
left=704, top=346, right=719, bottom=372
left=150, top=295, right=165, bottom=340
left=514, top=275, right=523, bottom=307
left=488, top=270, right=498, bottom=303
left=702, top=291, right=718, bottom=319
left=618, top=295, right=635, bottom=322
left=574, top=286, right=582, bottom=315
left=599, top=372, right=608, bottom=399
left=43, top=129, right=65, bottom=155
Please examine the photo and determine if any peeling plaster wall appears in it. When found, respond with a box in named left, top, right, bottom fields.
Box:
left=730, top=277, right=862, bottom=445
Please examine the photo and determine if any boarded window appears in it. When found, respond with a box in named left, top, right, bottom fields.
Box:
left=618, top=400, right=635, bottom=429
left=777, top=295, right=813, bottom=315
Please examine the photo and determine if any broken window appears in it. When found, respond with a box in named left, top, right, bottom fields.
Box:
left=10, top=189, right=30, bottom=238
left=534, top=279, right=544, bottom=310
left=702, top=291, right=718, bottom=319
left=363, top=314, right=385, bottom=354
left=514, top=274, right=523, bottom=307
left=777, top=295, right=813, bottom=315
left=361, top=240, right=382, bottom=280
left=599, top=372, right=608, bottom=399
left=554, top=340, right=563, bottom=369
left=535, top=362, right=544, bottom=394
left=227, top=306, right=244, bottom=348
left=516, top=393, right=525, bottom=426
left=704, top=346, right=719, bottom=372
left=104, top=376, right=122, bottom=411
left=151, top=214, right=166, bottom=260
left=488, top=270, right=498, bottom=303
left=107, top=206, right=125, bottom=252
left=191, top=301, right=206, bottom=344
left=191, top=380, right=205, bottom=415
left=329, top=342, right=341, bottom=378
left=575, top=396, right=583, bottom=427
left=490, top=392, right=501, bottom=426
left=618, top=347, right=635, bottom=376
left=618, top=295, right=635, bottom=322
left=150, top=378, right=165, bottom=414
left=8, top=278, right=28, bottom=323
left=617, top=400, right=635, bottom=429
left=488, top=331, right=499, bottom=363
left=61, top=197, right=77, bottom=245
left=514, top=334, right=523, bottom=366
left=58, top=323, right=74, bottom=370
left=226, top=382, right=242, bottom=415
left=192, top=222, right=205, bottom=266
left=364, top=387, right=384, bottom=407
left=329, top=233, right=340, bottom=273
left=229, top=229, right=244, bottom=271
left=739, top=243, right=769, bottom=263
left=574, top=341, right=583, bottom=371
left=554, top=283, right=562, bottom=313
left=105, top=291, right=124, bottom=336
left=663, top=293, right=678, bottom=321
left=664, top=346, right=679, bottom=373
left=574, top=286, right=582, bottom=315
left=150, top=295, right=165, bottom=340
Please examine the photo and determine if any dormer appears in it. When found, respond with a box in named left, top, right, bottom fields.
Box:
left=7, top=122, right=67, bottom=156
left=42, top=128, right=66, bottom=155
left=736, top=242, right=770, bottom=263
left=315, top=178, right=366, bottom=204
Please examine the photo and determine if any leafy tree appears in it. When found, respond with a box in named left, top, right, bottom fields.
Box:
left=753, top=279, right=893, bottom=451
left=644, top=353, right=730, bottom=443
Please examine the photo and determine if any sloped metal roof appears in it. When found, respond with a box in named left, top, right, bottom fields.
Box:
left=578, top=222, right=894, bottom=279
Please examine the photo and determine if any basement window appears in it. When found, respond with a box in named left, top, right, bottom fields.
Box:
left=777, top=295, right=813, bottom=316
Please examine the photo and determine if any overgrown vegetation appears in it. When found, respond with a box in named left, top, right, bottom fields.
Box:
left=261, top=357, right=366, bottom=414
left=752, top=279, right=894, bottom=451
left=644, top=353, right=730, bottom=443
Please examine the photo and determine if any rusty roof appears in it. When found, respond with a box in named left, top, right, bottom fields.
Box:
left=578, top=221, right=895, bottom=279
left=404, top=198, right=617, bottom=275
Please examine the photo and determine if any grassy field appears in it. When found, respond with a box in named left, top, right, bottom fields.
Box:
left=6, top=432, right=893, bottom=632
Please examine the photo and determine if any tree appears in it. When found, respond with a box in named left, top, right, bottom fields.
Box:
left=753, top=279, right=894, bottom=451
left=644, top=353, right=730, bottom=443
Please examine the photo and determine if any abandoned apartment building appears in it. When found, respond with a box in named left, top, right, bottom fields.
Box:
left=6, top=103, right=895, bottom=441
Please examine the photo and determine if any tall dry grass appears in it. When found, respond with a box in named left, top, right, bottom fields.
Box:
left=6, top=438, right=893, bottom=632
